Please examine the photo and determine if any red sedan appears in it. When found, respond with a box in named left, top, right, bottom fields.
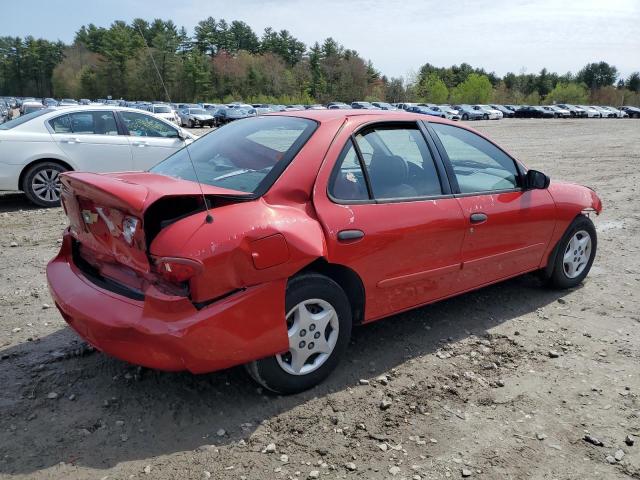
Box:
left=47, top=111, right=602, bottom=393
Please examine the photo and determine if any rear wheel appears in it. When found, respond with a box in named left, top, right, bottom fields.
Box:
left=22, top=162, right=67, bottom=207
left=546, top=215, right=597, bottom=289
left=246, top=273, right=352, bottom=394
left=462, top=113, right=469, bottom=120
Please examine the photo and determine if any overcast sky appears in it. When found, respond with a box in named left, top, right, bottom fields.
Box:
left=4, top=0, right=639, bottom=79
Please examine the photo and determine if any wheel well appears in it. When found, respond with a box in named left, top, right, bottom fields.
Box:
left=544, top=213, right=589, bottom=277
left=18, top=158, right=73, bottom=191
left=296, top=259, right=366, bottom=325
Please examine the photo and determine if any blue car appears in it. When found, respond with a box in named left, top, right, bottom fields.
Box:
left=405, top=105, right=445, bottom=118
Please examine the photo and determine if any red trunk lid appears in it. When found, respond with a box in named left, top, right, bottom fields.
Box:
left=60, top=171, right=247, bottom=276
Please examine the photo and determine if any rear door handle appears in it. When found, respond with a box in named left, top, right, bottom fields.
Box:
left=131, top=141, right=148, bottom=147
left=61, top=137, right=81, bottom=144
left=337, top=229, right=364, bottom=242
left=470, top=213, right=488, bottom=224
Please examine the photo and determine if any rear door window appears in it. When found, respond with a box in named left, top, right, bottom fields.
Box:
left=355, top=125, right=443, bottom=199
left=49, top=112, right=118, bottom=135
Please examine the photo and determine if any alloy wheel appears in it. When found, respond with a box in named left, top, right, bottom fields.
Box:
left=31, top=168, right=61, bottom=203
left=563, top=230, right=592, bottom=279
left=276, top=298, right=339, bottom=376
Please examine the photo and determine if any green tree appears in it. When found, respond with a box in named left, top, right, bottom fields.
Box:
left=417, top=73, right=448, bottom=103
left=627, top=72, right=640, bottom=93
left=228, top=20, right=259, bottom=53
left=450, top=73, right=492, bottom=103
left=576, top=61, right=618, bottom=90
left=260, top=28, right=305, bottom=66
left=545, top=82, right=588, bottom=104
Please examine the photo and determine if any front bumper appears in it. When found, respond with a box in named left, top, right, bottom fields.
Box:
left=191, top=118, right=215, bottom=127
left=47, top=232, right=288, bottom=373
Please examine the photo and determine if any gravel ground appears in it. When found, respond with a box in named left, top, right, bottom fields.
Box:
left=0, top=118, right=639, bottom=479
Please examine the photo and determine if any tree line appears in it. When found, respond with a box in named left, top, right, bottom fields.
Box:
left=0, top=17, right=638, bottom=106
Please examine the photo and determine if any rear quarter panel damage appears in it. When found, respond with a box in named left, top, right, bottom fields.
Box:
left=149, top=198, right=327, bottom=304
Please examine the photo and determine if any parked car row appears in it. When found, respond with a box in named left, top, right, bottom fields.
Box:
left=2, top=96, right=639, bottom=127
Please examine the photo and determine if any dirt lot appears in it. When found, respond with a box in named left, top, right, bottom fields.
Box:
left=0, top=119, right=639, bottom=480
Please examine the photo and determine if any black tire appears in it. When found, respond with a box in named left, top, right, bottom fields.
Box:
left=545, top=215, right=597, bottom=289
left=462, top=113, right=469, bottom=120
left=483, top=113, right=489, bottom=120
left=246, top=273, right=352, bottom=394
left=22, top=161, right=67, bottom=207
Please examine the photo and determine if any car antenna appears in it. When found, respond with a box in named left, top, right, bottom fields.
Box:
left=135, top=24, right=213, bottom=224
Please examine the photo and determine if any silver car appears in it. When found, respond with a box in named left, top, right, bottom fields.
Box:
left=178, top=108, right=215, bottom=128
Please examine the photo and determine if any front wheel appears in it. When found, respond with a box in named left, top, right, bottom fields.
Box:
left=246, top=273, right=352, bottom=394
left=462, top=113, right=469, bottom=120
left=483, top=113, right=489, bottom=120
left=546, top=215, right=597, bottom=289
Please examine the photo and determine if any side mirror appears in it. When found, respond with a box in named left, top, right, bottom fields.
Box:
left=176, top=129, right=186, bottom=141
left=526, top=169, right=550, bottom=189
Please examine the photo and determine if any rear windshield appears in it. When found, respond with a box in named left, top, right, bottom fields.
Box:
left=151, top=116, right=317, bottom=195
left=153, top=105, right=171, bottom=113
left=0, top=108, right=53, bottom=130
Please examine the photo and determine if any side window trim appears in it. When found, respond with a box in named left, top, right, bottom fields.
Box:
left=424, top=122, right=524, bottom=196
left=113, top=110, right=129, bottom=136
left=349, top=134, right=374, bottom=200
left=417, top=120, right=453, bottom=195
left=422, top=122, right=461, bottom=193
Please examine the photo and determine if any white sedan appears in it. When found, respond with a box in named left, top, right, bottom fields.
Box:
left=472, top=105, right=503, bottom=120
left=577, top=105, right=602, bottom=118
left=0, top=106, right=194, bottom=207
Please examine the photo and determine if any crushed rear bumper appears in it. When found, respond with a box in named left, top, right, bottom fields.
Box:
left=47, top=231, right=288, bottom=373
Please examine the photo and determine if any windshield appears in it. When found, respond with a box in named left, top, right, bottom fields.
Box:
left=151, top=116, right=317, bottom=195
left=0, top=108, right=52, bottom=130
left=189, top=109, right=207, bottom=114
left=153, top=106, right=172, bottom=113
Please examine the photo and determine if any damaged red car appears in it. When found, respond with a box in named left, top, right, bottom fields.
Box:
left=47, top=111, right=602, bottom=394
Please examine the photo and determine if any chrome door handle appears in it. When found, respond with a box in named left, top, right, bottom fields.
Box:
left=131, top=141, right=148, bottom=147
left=61, top=137, right=81, bottom=144
left=337, top=229, right=364, bottom=242
left=470, top=213, right=488, bottom=224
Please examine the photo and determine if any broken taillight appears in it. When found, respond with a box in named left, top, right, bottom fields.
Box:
left=153, top=257, right=204, bottom=284
left=122, top=216, right=139, bottom=245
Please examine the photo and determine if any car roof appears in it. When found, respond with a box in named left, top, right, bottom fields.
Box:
left=267, top=109, right=458, bottom=126
left=48, top=105, right=157, bottom=114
